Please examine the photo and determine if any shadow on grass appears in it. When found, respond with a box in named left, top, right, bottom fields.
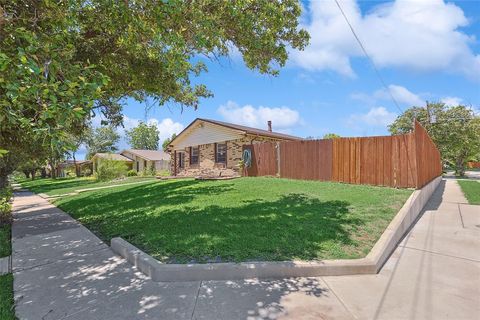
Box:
left=20, top=178, right=96, bottom=194
left=58, top=180, right=363, bottom=263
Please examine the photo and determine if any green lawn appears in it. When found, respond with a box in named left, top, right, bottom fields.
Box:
left=54, top=177, right=412, bottom=263
left=0, top=225, right=11, bottom=258
left=458, top=180, right=480, bottom=205
left=0, top=274, right=16, bottom=320
left=17, top=176, right=157, bottom=196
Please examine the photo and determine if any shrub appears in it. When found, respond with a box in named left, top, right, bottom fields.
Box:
left=148, top=164, right=156, bottom=176
left=139, top=164, right=156, bottom=177
left=127, top=170, right=137, bottom=177
left=95, top=158, right=128, bottom=181
left=156, top=170, right=170, bottom=177
left=0, top=187, right=13, bottom=225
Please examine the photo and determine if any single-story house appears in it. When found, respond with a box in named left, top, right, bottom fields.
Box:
left=91, top=153, right=134, bottom=172
left=120, top=149, right=170, bottom=172
left=91, top=149, right=170, bottom=173
left=167, top=118, right=301, bottom=177
left=57, top=160, right=93, bottom=177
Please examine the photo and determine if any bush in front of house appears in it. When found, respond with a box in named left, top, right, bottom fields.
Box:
left=148, top=164, right=156, bottom=176
left=95, top=158, right=128, bottom=181
left=127, top=170, right=137, bottom=177
left=156, top=170, right=170, bottom=177
left=139, top=164, right=157, bottom=177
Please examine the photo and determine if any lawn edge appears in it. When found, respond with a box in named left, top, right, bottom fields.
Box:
left=111, top=176, right=442, bottom=281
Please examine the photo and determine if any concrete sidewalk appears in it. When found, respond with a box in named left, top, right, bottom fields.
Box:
left=12, top=180, right=480, bottom=319
left=12, top=191, right=200, bottom=320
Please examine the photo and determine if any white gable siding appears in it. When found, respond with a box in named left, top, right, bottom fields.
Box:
left=172, top=121, right=244, bottom=150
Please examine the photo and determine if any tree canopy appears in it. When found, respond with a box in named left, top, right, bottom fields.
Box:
left=126, top=122, right=160, bottom=150
left=162, top=133, right=177, bottom=151
left=323, top=133, right=341, bottom=139
left=0, top=1, right=309, bottom=186
left=85, top=127, right=120, bottom=160
left=389, top=102, right=480, bottom=176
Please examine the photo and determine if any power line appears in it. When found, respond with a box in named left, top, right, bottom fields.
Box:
left=333, top=0, right=404, bottom=114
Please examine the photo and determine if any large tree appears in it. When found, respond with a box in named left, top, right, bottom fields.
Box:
left=0, top=1, right=309, bottom=187
left=389, top=102, right=480, bottom=176
left=85, top=127, right=120, bottom=160
left=126, top=122, right=159, bottom=150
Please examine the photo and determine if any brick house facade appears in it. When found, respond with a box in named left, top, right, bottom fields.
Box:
left=168, top=118, right=300, bottom=177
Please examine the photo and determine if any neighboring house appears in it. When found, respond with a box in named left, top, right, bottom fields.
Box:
left=91, top=150, right=170, bottom=173
left=167, top=118, right=300, bottom=177
left=91, top=153, right=134, bottom=172
left=120, top=149, right=170, bottom=172
left=57, top=160, right=93, bottom=177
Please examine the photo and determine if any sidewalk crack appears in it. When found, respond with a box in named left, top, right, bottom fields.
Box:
left=322, top=278, right=358, bottom=320
left=457, top=203, right=465, bottom=228
left=190, top=280, right=203, bottom=320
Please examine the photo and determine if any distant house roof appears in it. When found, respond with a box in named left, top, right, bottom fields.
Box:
left=59, top=160, right=92, bottom=167
left=121, top=149, right=170, bottom=161
left=92, top=153, right=133, bottom=162
left=169, top=118, right=301, bottom=149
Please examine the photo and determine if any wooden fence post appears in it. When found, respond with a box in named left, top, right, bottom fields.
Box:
left=276, top=142, right=281, bottom=177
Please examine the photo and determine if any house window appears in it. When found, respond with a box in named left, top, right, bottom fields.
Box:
left=144, top=160, right=147, bottom=170
left=190, top=146, right=199, bottom=165
left=215, top=143, right=227, bottom=164
left=178, top=152, right=185, bottom=168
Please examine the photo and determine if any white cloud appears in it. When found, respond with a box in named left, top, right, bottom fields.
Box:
left=440, top=96, right=463, bottom=106
left=217, top=101, right=301, bottom=130
left=293, top=0, right=480, bottom=79
left=374, top=85, right=425, bottom=107
left=348, top=107, right=397, bottom=127
left=122, top=116, right=184, bottom=143
left=352, top=84, right=425, bottom=107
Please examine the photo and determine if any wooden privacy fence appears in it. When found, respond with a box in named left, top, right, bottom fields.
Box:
left=243, top=121, right=441, bottom=189
left=467, top=161, right=480, bottom=169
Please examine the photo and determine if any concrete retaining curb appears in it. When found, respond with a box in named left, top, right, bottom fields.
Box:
left=0, top=256, right=12, bottom=275
left=111, top=177, right=442, bottom=281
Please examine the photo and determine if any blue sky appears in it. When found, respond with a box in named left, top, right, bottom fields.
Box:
left=80, top=0, right=480, bottom=159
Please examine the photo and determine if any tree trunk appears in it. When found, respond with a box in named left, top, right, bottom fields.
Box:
left=455, top=157, right=465, bottom=177
left=73, top=152, right=81, bottom=177
left=23, top=170, right=30, bottom=179
left=0, top=174, right=8, bottom=190
left=30, top=169, right=36, bottom=180
left=41, top=167, right=47, bottom=178
left=49, top=160, right=57, bottom=179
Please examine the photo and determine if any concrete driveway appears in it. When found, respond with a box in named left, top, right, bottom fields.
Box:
left=11, top=179, right=480, bottom=320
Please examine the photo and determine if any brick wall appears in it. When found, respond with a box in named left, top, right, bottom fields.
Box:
left=170, top=135, right=283, bottom=177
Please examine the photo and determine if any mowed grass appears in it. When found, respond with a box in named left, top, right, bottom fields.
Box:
left=0, top=225, right=11, bottom=257
left=17, top=176, right=157, bottom=196
left=458, top=180, right=480, bottom=205
left=54, top=177, right=412, bottom=263
left=0, top=274, right=16, bottom=320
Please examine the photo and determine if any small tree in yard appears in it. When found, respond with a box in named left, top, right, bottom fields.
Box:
left=95, top=157, right=128, bottom=181
left=126, top=122, right=159, bottom=150
left=389, top=102, right=480, bottom=176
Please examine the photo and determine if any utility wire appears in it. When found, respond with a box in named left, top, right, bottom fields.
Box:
left=333, top=0, right=404, bottom=114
